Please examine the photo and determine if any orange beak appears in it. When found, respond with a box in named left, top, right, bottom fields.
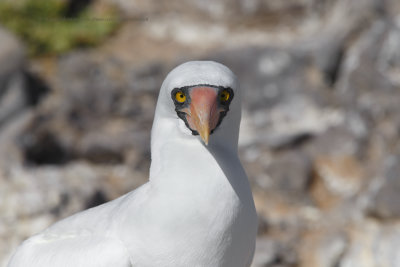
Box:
left=186, top=86, right=220, bottom=145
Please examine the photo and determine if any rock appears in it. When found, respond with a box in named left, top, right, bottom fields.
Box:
left=381, top=0, right=400, bottom=20
left=0, top=27, right=26, bottom=128
left=331, top=17, right=400, bottom=221
left=315, top=155, right=364, bottom=197
left=251, top=237, right=297, bottom=267
left=261, top=150, right=312, bottom=200
left=0, top=26, right=25, bottom=77
left=21, top=128, right=72, bottom=165
left=258, top=98, right=344, bottom=149
left=304, top=125, right=366, bottom=159
left=340, top=221, right=400, bottom=267
left=311, top=164, right=366, bottom=222
left=0, top=27, right=49, bottom=167
left=127, top=62, right=166, bottom=93
left=78, top=130, right=126, bottom=164
left=17, top=52, right=163, bottom=166
left=366, top=155, right=400, bottom=219
left=0, top=70, right=49, bottom=133
left=291, top=0, right=379, bottom=87
left=335, top=20, right=400, bottom=143
left=213, top=45, right=341, bottom=150
left=377, top=21, right=400, bottom=87
left=0, top=73, right=26, bottom=127
left=0, top=27, right=48, bottom=128
left=299, top=230, right=348, bottom=267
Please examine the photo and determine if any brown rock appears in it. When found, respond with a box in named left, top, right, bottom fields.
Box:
left=311, top=155, right=363, bottom=210
left=299, top=230, right=348, bottom=267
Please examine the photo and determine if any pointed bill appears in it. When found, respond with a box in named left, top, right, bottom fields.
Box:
left=187, top=86, right=220, bottom=145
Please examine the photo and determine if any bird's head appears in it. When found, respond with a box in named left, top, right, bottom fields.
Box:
left=153, top=61, right=241, bottom=149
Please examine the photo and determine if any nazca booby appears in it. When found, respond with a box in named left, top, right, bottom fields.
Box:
left=8, top=61, right=258, bottom=267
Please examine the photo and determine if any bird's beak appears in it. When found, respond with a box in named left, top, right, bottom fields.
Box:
left=187, top=86, right=219, bottom=145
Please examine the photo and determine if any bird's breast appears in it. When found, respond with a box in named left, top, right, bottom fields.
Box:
left=126, top=141, right=257, bottom=266
left=124, top=185, right=256, bottom=267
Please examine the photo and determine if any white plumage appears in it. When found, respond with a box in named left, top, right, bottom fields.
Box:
left=8, top=61, right=258, bottom=267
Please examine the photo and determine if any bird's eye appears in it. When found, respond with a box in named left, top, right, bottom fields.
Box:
left=175, top=91, right=186, bottom=103
left=220, top=89, right=230, bottom=103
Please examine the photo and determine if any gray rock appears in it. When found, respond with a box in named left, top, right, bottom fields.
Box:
left=303, top=122, right=367, bottom=159
left=0, top=27, right=49, bottom=125
left=0, top=73, right=26, bottom=127
left=315, top=233, right=347, bottom=267
left=18, top=52, right=164, bottom=166
left=263, top=150, right=312, bottom=199
left=0, top=27, right=26, bottom=128
left=258, top=98, right=344, bottom=149
left=0, top=71, right=50, bottom=128
left=366, top=155, right=400, bottom=219
left=340, top=222, right=400, bottom=267
left=0, top=27, right=25, bottom=77
left=0, top=28, right=49, bottom=167
left=335, top=20, right=400, bottom=129
left=212, top=45, right=340, bottom=149
left=251, top=237, right=297, bottom=267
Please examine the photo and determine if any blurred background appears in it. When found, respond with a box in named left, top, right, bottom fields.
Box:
left=1, top=0, right=400, bottom=266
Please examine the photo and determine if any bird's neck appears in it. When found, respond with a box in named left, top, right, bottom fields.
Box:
left=148, top=116, right=239, bottom=189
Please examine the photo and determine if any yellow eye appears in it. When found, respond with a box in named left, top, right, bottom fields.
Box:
left=220, top=90, right=230, bottom=103
left=175, top=91, right=186, bottom=103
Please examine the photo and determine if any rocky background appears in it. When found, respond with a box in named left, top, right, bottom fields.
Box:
left=1, top=0, right=400, bottom=266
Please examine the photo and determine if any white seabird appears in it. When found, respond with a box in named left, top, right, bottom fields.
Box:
left=8, top=61, right=258, bottom=267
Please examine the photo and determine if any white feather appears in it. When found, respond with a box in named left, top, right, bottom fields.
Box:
left=8, top=61, right=257, bottom=267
